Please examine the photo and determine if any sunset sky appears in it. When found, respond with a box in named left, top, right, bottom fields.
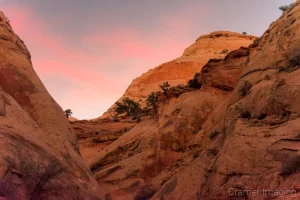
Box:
left=0, top=0, right=295, bottom=119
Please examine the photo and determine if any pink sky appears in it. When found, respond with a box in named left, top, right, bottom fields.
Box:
left=0, top=0, right=294, bottom=119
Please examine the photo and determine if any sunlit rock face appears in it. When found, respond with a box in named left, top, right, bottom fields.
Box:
left=100, top=31, right=256, bottom=119
left=81, top=2, right=300, bottom=199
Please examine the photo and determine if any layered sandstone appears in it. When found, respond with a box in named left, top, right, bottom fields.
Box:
left=68, top=117, right=79, bottom=122
left=101, top=31, right=256, bottom=118
left=79, top=1, right=300, bottom=199
left=165, top=2, right=300, bottom=199
left=85, top=46, right=251, bottom=200
left=0, top=12, right=103, bottom=199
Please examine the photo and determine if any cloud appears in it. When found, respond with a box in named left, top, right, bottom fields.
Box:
left=0, top=2, right=203, bottom=119
left=84, top=30, right=153, bottom=58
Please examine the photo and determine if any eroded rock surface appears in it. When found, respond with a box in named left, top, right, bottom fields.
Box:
left=101, top=31, right=256, bottom=119
left=79, top=2, right=300, bottom=199
left=0, top=11, right=103, bottom=199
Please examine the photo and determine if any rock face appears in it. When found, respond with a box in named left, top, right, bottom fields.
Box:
left=0, top=12, right=102, bottom=199
left=167, top=2, right=300, bottom=200
left=101, top=31, right=256, bottom=118
left=68, top=117, right=79, bottom=122
left=87, top=46, right=251, bottom=200
left=80, top=1, right=300, bottom=200
left=72, top=118, right=136, bottom=165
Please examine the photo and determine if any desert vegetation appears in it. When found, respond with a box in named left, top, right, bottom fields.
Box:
left=250, top=37, right=262, bottom=48
left=1, top=146, right=65, bottom=200
left=279, top=3, right=294, bottom=12
left=159, top=82, right=170, bottom=96
left=64, top=109, right=72, bottom=118
left=114, top=80, right=197, bottom=120
left=146, top=92, right=159, bottom=114
left=115, top=98, right=142, bottom=122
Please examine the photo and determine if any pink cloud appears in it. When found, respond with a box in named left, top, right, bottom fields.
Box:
left=33, top=59, right=108, bottom=86
left=0, top=3, right=206, bottom=119
left=2, top=5, right=107, bottom=82
left=82, top=5, right=202, bottom=66
left=83, top=27, right=190, bottom=68
left=84, top=30, right=156, bottom=58
left=3, top=5, right=100, bottom=63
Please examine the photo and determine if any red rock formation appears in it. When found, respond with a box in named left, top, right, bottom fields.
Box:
left=100, top=31, right=256, bottom=119
left=68, top=117, right=79, bottom=122
left=79, top=2, right=300, bottom=199
left=0, top=11, right=103, bottom=199
left=155, top=2, right=300, bottom=200
left=86, top=45, right=251, bottom=200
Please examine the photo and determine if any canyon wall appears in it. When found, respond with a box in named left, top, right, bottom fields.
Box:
left=0, top=11, right=103, bottom=199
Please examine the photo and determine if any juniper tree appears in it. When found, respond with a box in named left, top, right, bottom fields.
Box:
left=115, top=98, right=142, bottom=121
left=279, top=3, right=294, bottom=12
left=64, top=109, right=72, bottom=118
left=146, top=92, right=159, bottom=114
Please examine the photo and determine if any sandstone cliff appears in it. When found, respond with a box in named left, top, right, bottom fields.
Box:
left=0, top=12, right=103, bottom=199
left=77, top=1, right=300, bottom=199
left=85, top=46, right=251, bottom=200
left=101, top=31, right=256, bottom=118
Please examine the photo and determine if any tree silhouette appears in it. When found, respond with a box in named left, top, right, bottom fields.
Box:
left=279, top=3, right=294, bottom=12
left=64, top=109, right=72, bottom=118
left=3, top=146, right=65, bottom=200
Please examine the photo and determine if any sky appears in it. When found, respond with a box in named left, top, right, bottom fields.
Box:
left=0, top=0, right=295, bottom=119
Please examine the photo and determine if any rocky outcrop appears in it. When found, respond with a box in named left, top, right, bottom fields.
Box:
left=68, top=117, right=79, bottom=122
left=0, top=11, right=102, bottom=199
left=85, top=44, right=254, bottom=199
left=72, top=119, right=136, bottom=165
left=79, top=1, right=300, bottom=199
left=100, top=31, right=256, bottom=118
left=155, top=2, right=300, bottom=200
